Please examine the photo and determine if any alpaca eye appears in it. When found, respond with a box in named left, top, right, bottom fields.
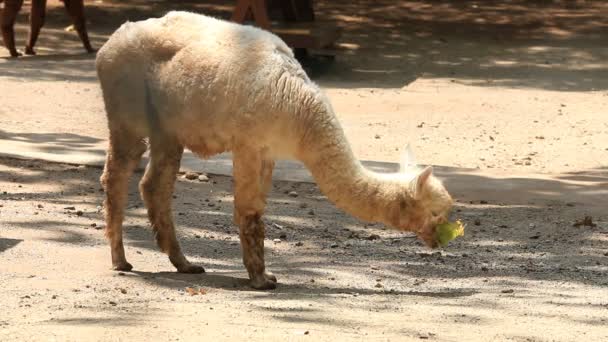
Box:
left=431, top=211, right=438, bottom=217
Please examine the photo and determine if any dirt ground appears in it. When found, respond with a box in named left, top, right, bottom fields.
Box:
left=1, top=0, right=607, bottom=341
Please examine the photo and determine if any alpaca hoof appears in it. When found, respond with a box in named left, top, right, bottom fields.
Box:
left=177, top=264, right=205, bottom=274
left=112, top=261, right=133, bottom=271
left=250, top=273, right=277, bottom=290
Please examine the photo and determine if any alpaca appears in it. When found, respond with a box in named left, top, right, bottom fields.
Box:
left=96, top=12, right=453, bottom=289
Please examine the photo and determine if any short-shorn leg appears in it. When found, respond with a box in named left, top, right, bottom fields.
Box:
left=139, top=135, right=204, bottom=274
left=100, top=129, right=147, bottom=271
left=233, top=147, right=276, bottom=289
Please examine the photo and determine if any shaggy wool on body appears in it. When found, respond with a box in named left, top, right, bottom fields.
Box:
left=96, top=11, right=453, bottom=289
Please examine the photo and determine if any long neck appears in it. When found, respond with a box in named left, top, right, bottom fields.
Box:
left=295, top=102, right=399, bottom=224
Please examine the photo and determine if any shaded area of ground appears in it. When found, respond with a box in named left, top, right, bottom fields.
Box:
left=1, top=0, right=607, bottom=340
left=316, top=0, right=608, bottom=90
left=1, top=0, right=607, bottom=91
left=1, top=156, right=607, bottom=340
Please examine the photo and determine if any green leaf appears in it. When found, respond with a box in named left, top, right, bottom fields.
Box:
left=435, top=220, right=465, bottom=247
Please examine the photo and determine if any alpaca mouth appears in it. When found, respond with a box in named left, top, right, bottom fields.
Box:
left=415, top=229, right=439, bottom=249
left=423, top=235, right=439, bottom=249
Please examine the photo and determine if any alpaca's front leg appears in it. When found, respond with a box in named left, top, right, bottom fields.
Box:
left=233, top=148, right=276, bottom=289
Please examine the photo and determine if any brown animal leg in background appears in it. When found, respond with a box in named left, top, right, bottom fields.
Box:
left=139, top=135, right=204, bottom=274
left=233, top=147, right=276, bottom=289
left=100, top=129, right=147, bottom=271
left=1, top=0, right=23, bottom=57
left=61, top=0, right=93, bottom=53
left=25, top=0, right=45, bottom=55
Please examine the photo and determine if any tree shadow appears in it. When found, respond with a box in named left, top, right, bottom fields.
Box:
left=2, top=156, right=607, bottom=331
left=4, top=156, right=606, bottom=292
left=0, top=51, right=97, bottom=82
left=0, top=129, right=104, bottom=150
left=45, top=316, right=140, bottom=327
left=0, top=238, right=23, bottom=253
left=0, top=129, right=107, bottom=167
left=313, top=0, right=608, bottom=90
left=2, top=0, right=606, bottom=90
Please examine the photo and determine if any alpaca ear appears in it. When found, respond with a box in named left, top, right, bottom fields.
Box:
left=411, top=166, right=433, bottom=199
left=399, top=144, right=417, bottom=172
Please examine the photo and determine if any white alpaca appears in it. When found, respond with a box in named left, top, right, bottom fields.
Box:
left=96, top=11, right=453, bottom=289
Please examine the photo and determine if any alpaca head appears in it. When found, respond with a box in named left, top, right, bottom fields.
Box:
left=386, top=147, right=454, bottom=248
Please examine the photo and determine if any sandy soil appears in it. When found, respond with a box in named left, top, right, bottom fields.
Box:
left=1, top=157, right=607, bottom=341
left=1, top=0, right=607, bottom=173
left=1, top=0, right=607, bottom=341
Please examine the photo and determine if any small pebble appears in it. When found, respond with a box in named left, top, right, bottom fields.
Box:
left=288, top=191, right=298, bottom=197
left=198, top=174, right=209, bottom=182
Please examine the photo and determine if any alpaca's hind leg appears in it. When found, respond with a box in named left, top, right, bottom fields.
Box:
left=233, top=148, right=276, bottom=289
left=139, top=135, right=204, bottom=274
left=100, top=130, right=147, bottom=271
